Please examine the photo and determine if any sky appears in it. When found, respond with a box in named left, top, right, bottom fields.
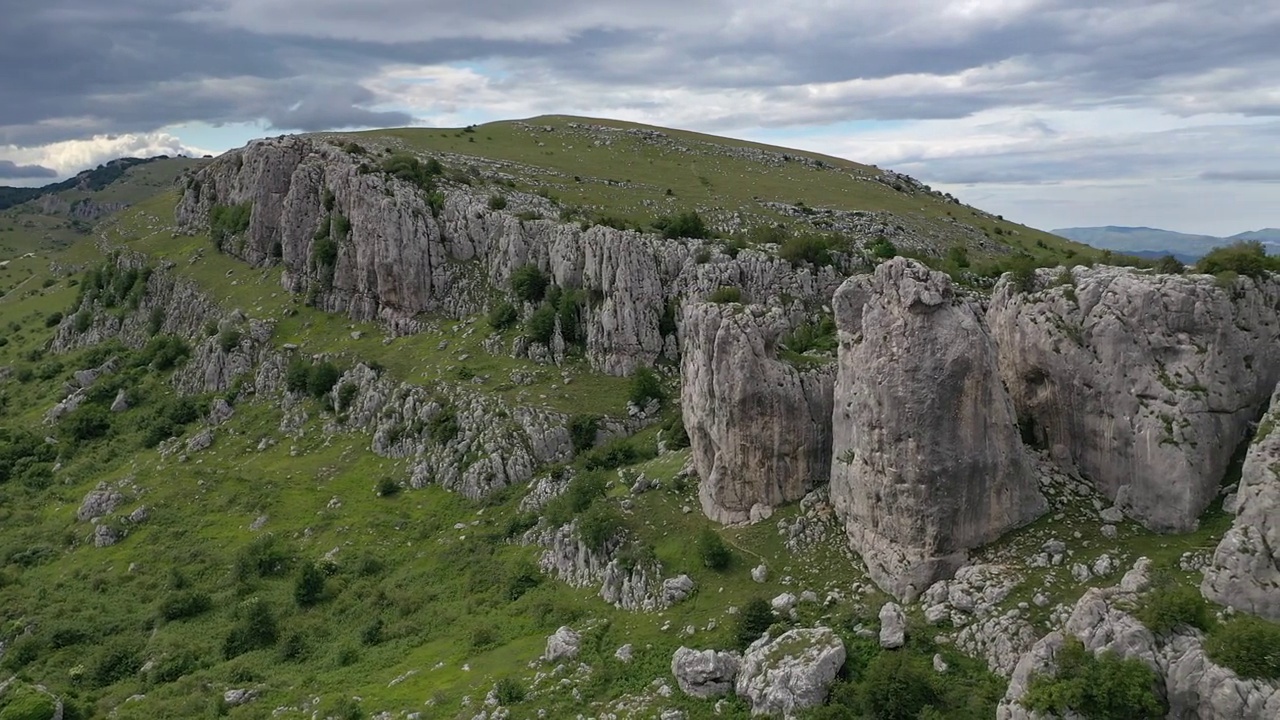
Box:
left=1, top=1, right=1278, bottom=236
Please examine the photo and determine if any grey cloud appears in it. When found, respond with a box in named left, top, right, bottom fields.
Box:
left=0, top=160, right=58, bottom=179
left=1201, top=170, right=1280, bottom=183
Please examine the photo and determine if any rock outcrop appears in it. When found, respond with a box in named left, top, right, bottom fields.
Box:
left=830, top=258, right=1045, bottom=600
left=988, top=266, right=1280, bottom=532
left=681, top=303, right=835, bottom=524
left=999, top=558, right=1280, bottom=720
left=736, top=627, right=846, bottom=718
left=671, top=647, right=740, bottom=698
left=1202, top=382, right=1280, bottom=620
left=530, top=520, right=694, bottom=612
left=176, top=136, right=847, bottom=376
left=543, top=626, right=581, bottom=663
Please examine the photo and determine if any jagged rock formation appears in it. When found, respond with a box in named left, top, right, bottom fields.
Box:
left=176, top=136, right=846, bottom=375
left=829, top=258, right=1045, bottom=601
left=999, top=559, right=1280, bottom=720
left=680, top=303, right=835, bottom=523
left=529, top=521, right=694, bottom=612
left=735, top=627, right=846, bottom=718
left=988, top=266, right=1280, bottom=532
left=671, top=647, right=740, bottom=698
left=1202, top=382, right=1280, bottom=620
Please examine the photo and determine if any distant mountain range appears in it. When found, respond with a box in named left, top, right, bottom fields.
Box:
left=1052, top=226, right=1280, bottom=263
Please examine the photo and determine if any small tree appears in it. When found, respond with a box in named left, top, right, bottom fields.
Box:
left=629, top=366, right=664, bottom=408
left=861, top=652, right=939, bottom=720
left=294, top=562, right=326, bottom=608
left=699, top=528, right=731, bottom=570
left=510, top=264, right=548, bottom=303
left=659, top=210, right=710, bottom=239
left=487, top=301, right=519, bottom=330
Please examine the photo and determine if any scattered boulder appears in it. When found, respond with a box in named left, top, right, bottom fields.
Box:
left=186, top=428, right=214, bottom=453
left=671, top=647, right=740, bottom=698
left=830, top=259, right=1045, bottom=600
left=615, top=644, right=633, bottom=663
left=878, top=602, right=905, bottom=649
left=662, top=575, right=696, bottom=605
left=736, top=627, right=846, bottom=718
left=209, top=398, right=235, bottom=425
left=77, top=485, right=123, bottom=522
left=93, top=524, right=119, bottom=548
left=543, top=626, right=581, bottom=663
left=752, top=564, right=769, bottom=583
left=681, top=303, right=835, bottom=524
left=223, top=688, right=258, bottom=707
left=110, top=389, right=129, bottom=413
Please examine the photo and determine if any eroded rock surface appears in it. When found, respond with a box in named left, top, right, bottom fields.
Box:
left=830, top=258, right=1045, bottom=600
left=681, top=303, right=834, bottom=524
left=988, top=266, right=1280, bottom=532
left=1202, top=382, right=1280, bottom=620
left=671, top=647, right=740, bottom=698
left=736, top=627, right=846, bottom=718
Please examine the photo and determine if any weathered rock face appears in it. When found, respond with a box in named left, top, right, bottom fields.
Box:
left=735, top=627, right=846, bottom=718
left=671, top=647, right=740, bottom=698
left=1202, top=382, right=1280, bottom=620
left=999, top=563, right=1280, bottom=720
left=543, top=626, right=581, bottom=663
left=988, top=266, right=1280, bottom=532
left=830, top=258, right=1045, bottom=601
left=177, top=136, right=846, bottom=375
left=681, top=303, right=835, bottom=524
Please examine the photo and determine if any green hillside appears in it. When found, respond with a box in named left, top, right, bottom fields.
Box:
left=1, top=119, right=1253, bottom=720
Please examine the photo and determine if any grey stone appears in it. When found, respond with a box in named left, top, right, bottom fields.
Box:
left=878, top=602, right=905, bottom=649
left=681, top=303, right=834, bottom=524
left=670, top=647, right=740, bottom=698
left=94, top=524, right=119, bottom=548
left=752, top=564, right=769, bottom=583
left=77, top=485, right=123, bottom=522
left=110, top=389, right=129, bottom=413
left=830, top=259, right=1045, bottom=600
left=736, top=627, right=847, bottom=718
left=988, top=265, right=1280, bottom=532
left=543, top=626, right=580, bottom=663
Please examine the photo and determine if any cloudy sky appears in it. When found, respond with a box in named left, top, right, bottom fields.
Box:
left=2, top=0, right=1277, bottom=235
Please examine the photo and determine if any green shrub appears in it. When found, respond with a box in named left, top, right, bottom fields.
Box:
left=306, top=361, right=342, bottom=399
left=698, top=528, right=731, bottom=570
left=861, top=651, right=939, bottom=720
left=88, top=641, right=142, bottom=687
left=783, top=316, right=837, bottom=355
left=505, top=559, right=542, bottom=601
left=285, top=357, right=311, bottom=393
left=294, top=562, right=327, bottom=607
left=487, top=194, right=508, bottom=211
left=332, top=212, right=351, bottom=240
left=946, top=244, right=970, bottom=269
left=147, top=307, right=165, bottom=335
left=629, top=366, right=665, bottom=407
left=62, top=405, right=111, bottom=443
left=379, top=153, right=443, bottom=193
left=487, top=300, right=519, bottom=330
left=43, top=311, right=62, bottom=327
left=359, top=617, right=384, bottom=646
left=656, top=210, right=710, bottom=239
left=1197, top=241, right=1278, bottom=279
left=1008, top=257, right=1040, bottom=293
left=1205, top=615, right=1280, bottom=679
left=428, top=405, right=460, bottom=444
left=735, top=598, right=775, bottom=649
left=234, top=535, right=293, bottom=580
left=525, top=303, right=557, bottom=344
left=158, top=590, right=212, bottom=621
left=1155, top=255, right=1185, bottom=274
left=376, top=477, right=401, bottom=497
left=581, top=438, right=653, bottom=471
left=312, top=236, right=338, bottom=269
left=72, top=310, right=93, bottom=332
left=1023, top=637, right=1163, bottom=720
left=336, top=382, right=358, bottom=412
left=780, top=234, right=838, bottom=267
left=556, top=288, right=584, bottom=345
left=1137, top=585, right=1214, bottom=634
left=869, top=237, right=897, bottom=259
left=494, top=677, right=527, bottom=704
left=0, top=684, right=56, bottom=720
left=223, top=597, right=279, bottom=659
left=661, top=412, right=690, bottom=450
left=209, top=203, right=252, bottom=248
left=511, top=264, right=548, bottom=303
left=218, top=327, right=242, bottom=352
left=577, top=503, right=623, bottom=550
left=139, top=334, right=190, bottom=371
left=544, top=472, right=608, bottom=526
left=708, top=285, right=742, bottom=303
left=569, top=414, right=599, bottom=453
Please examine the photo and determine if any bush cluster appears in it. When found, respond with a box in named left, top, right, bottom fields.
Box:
left=1022, top=638, right=1163, bottom=719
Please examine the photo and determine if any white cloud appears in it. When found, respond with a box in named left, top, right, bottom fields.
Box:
left=2, top=132, right=213, bottom=178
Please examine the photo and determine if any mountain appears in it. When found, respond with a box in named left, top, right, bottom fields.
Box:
left=1053, top=224, right=1280, bottom=261
left=2, top=117, right=1278, bottom=720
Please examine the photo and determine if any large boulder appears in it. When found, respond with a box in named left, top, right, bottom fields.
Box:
left=671, top=647, right=740, bottom=698
left=988, top=266, right=1280, bottom=532
left=1202, top=382, right=1280, bottom=620
left=681, top=303, right=835, bottom=524
left=829, top=259, right=1045, bottom=600
left=543, top=626, right=581, bottom=663
left=735, top=627, right=846, bottom=718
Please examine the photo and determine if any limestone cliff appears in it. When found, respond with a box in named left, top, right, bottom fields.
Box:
left=1202, top=382, right=1280, bottom=620
left=988, top=266, right=1280, bottom=532
left=176, top=136, right=845, bottom=376
left=829, top=258, right=1045, bottom=601
left=680, top=303, right=834, bottom=524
